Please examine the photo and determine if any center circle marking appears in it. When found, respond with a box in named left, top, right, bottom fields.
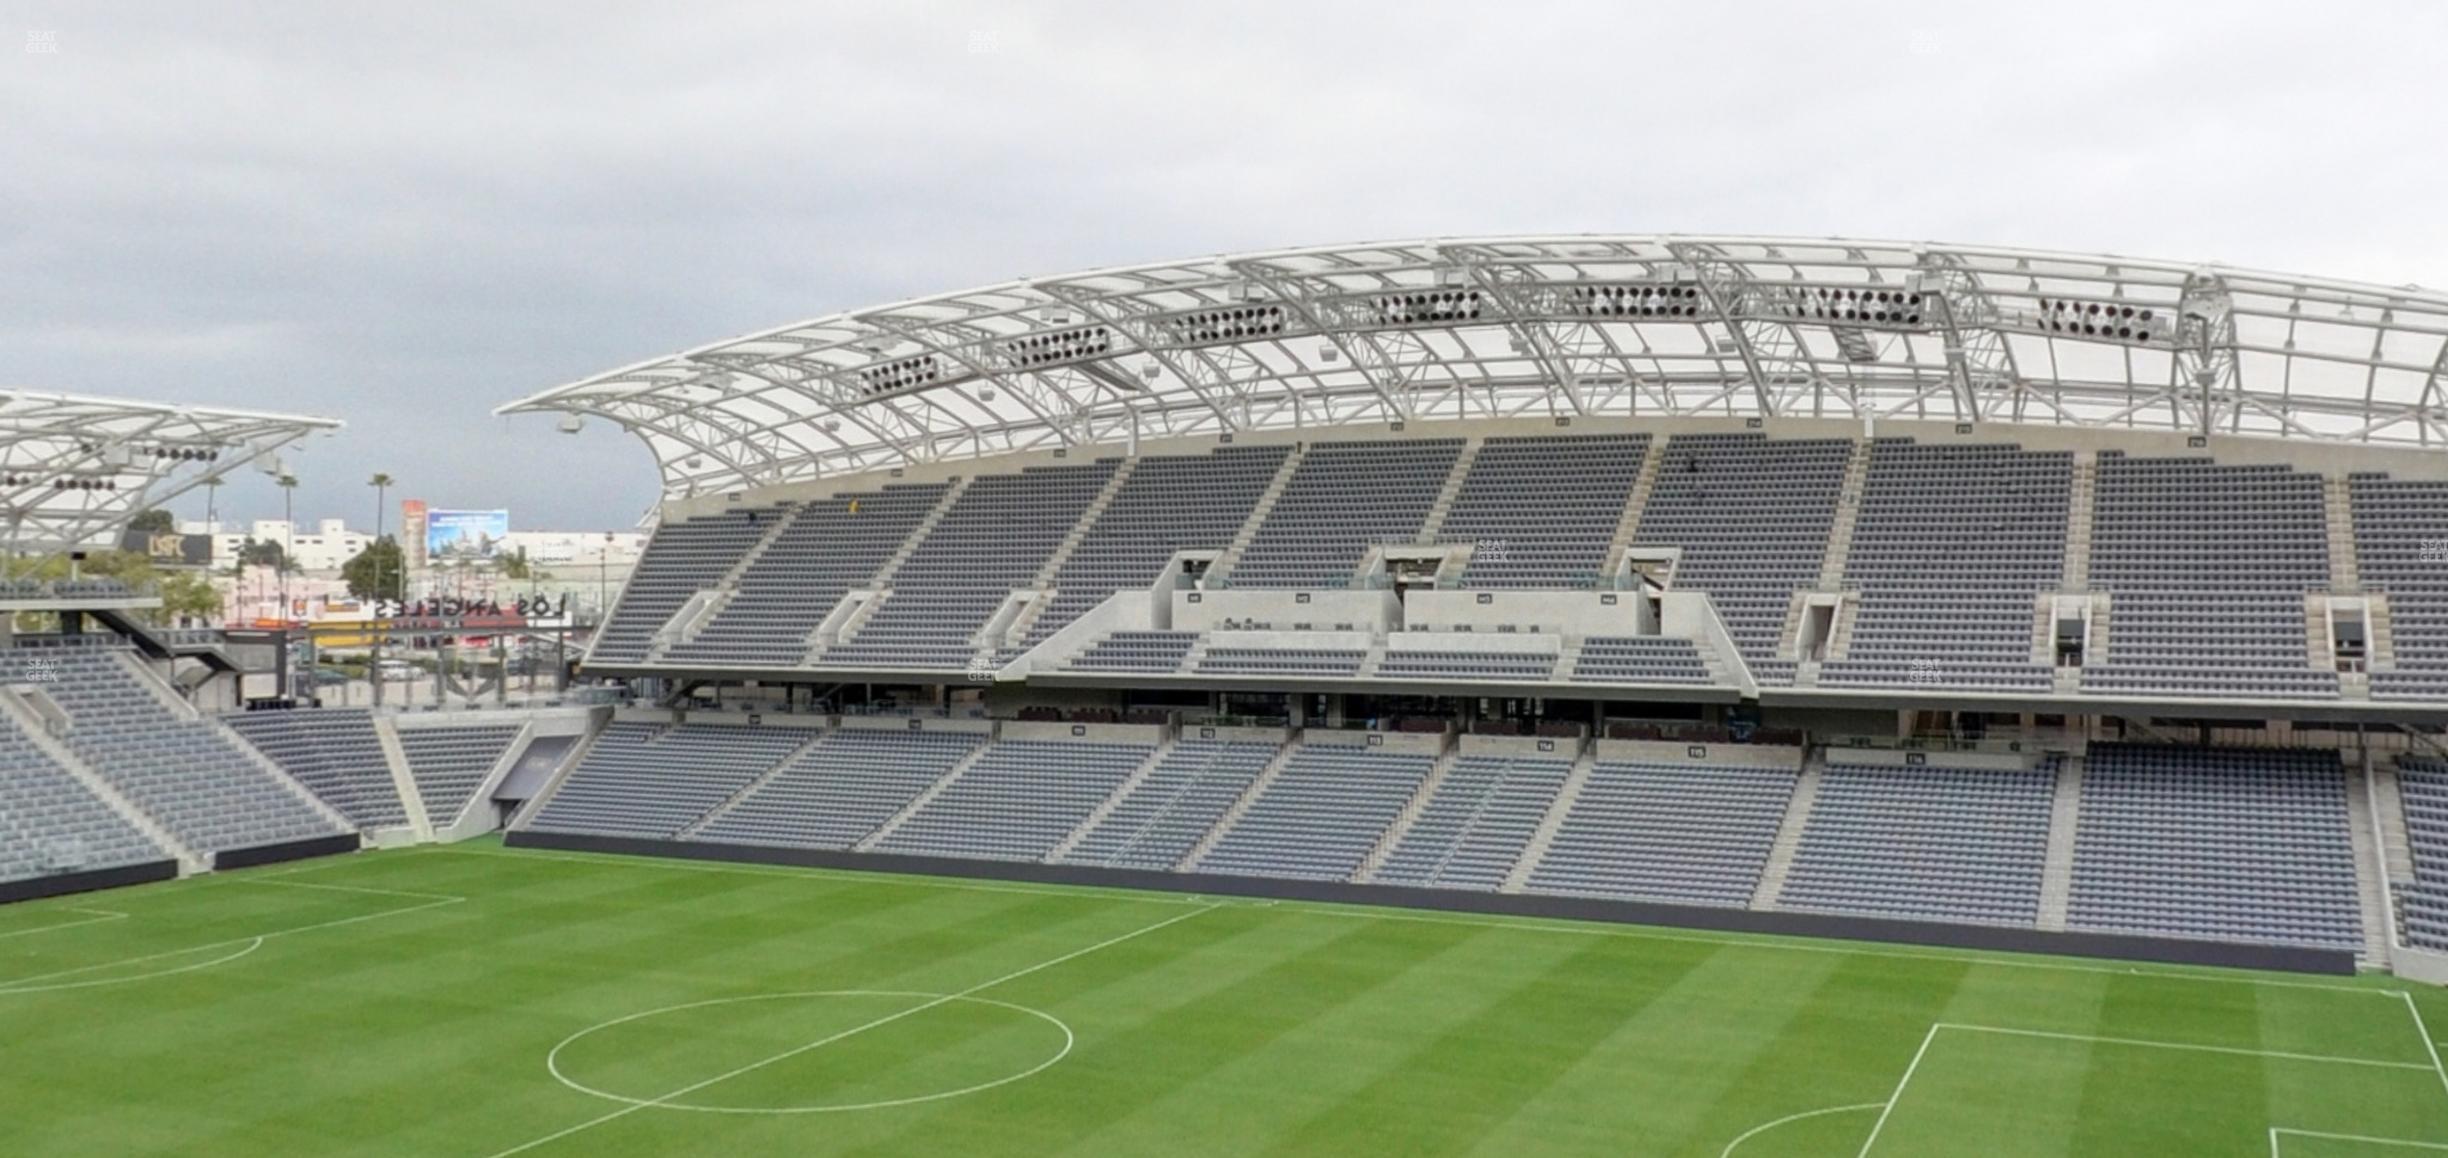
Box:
left=547, top=989, right=1075, bottom=1114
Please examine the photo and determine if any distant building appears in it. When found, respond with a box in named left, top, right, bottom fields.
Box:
left=192, top=518, right=644, bottom=574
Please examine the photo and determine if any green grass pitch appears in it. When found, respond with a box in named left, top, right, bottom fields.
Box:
left=4, top=841, right=2447, bottom=1157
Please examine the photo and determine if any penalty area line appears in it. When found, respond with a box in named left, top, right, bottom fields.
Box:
left=0, top=908, right=128, bottom=940
left=0, top=885, right=463, bottom=994
left=2272, top=1128, right=2448, bottom=1154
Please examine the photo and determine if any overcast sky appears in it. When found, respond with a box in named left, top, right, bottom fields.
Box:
left=4, top=1, right=2442, bottom=531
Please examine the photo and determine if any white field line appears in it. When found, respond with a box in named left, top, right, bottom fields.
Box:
left=0, top=908, right=127, bottom=940
left=2403, top=992, right=2448, bottom=1104
left=1718, top=1102, right=1880, bottom=1157
left=1938, top=1023, right=2434, bottom=1072
left=461, top=842, right=2395, bottom=997
left=480, top=903, right=1218, bottom=1158
left=1854, top=1024, right=1937, bottom=1158
left=2273, top=1128, right=2448, bottom=1153
left=0, top=878, right=465, bottom=994
left=1863, top=1023, right=2448, bottom=1157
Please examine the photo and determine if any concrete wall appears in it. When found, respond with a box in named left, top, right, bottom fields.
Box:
left=1460, top=733, right=1584, bottom=759
left=1303, top=728, right=1449, bottom=757
left=1404, top=589, right=1652, bottom=636
left=1822, top=747, right=2041, bottom=772
left=506, top=830, right=2359, bottom=976
left=1594, top=738, right=1804, bottom=770
left=999, top=720, right=1166, bottom=746
left=835, top=713, right=995, bottom=737
left=1386, top=631, right=1561, bottom=655
left=1175, top=589, right=1398, bottom=633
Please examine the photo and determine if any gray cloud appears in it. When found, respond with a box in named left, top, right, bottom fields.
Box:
left=4, top=0, right=2442, bottom=529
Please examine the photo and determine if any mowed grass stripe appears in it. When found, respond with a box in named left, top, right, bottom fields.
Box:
left=1059, top=916, right=1597, bottom=1156
left=1445, top=939, right=1872, bottom=1155
left=794, top=905, right=1434, bottom=1158
left=4, top=846, right=2446, bottom=1157
left=1259, top=931, right=1729, bottom=1157
left=1673, top=950, right=2005, bottom=1158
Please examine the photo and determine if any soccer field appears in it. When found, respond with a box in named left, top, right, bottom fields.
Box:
left=4, top=843, right=2446, bottom=1157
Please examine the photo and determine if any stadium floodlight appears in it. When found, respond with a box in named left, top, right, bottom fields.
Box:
left=556, top=414, right=584, bottom=434
left=1138, top=363, right=1161, bottom=382
left=1317, top=343, right=1340, bottom=362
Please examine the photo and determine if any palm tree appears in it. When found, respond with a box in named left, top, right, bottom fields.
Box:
left=369, top=472, right=395, bottom=601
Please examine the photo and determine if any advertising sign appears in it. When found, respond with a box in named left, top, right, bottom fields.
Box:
left=425, top=509, right=509, bottom=562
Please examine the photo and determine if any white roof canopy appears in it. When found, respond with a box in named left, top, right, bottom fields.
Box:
left=500, top=235, right=2448, bottom=498
left=0, top=389, right=341, bottom=551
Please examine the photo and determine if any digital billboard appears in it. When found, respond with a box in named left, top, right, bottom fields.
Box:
left=425, top=508, right=509, bottom=562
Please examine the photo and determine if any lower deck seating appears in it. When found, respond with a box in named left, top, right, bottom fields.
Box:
left=874, top=740, right=1152, bottom=861
left=2066, top=744, right=2361, bottom=950
left=395, top=723, right=523, bottom=827
left=1, top=647, right=347, bottom=855
left=0, top=716, right=166, bottom=882
left=1059, top=741, right=1276, bottom=870
left=2393, top=758, right=2448, bottom=950
left=526, top=723, right=811, bottom=838
left=693, top=729, right=981, bottom=850
left=1524, top=760, right=1797, bottom=906
left=1372, top=755, right=1572, bottom=891
left=1778, top=760, right=2057, bottom=924
left=1193, top=745, right=1432, bottom=880
left=224, top=709, right=407, bottom=829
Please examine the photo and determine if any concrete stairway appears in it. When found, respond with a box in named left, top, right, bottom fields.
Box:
left=2036, top=754, right=2084, bottom=931
left=1826, top=596, right=1860, bottom=661
left=1749, top=752, right=1825, bottom=909
left=1415, top=438, right=1482, bottom=543
left=1046, top=736, right=1176, bottom=862
left=2374, top=755, right=2416, bottom=888
left=2063, top=452, right=2096, bottom=590
left=653, top=509, right=798, bottom=659
left=1036, top=456, right=1139, bottom=587
left=2346, top=760, right=2393, bottom=965
left=877, top=476, right=972, bottom=586
left=2030, top=595, right=2058, bottom=666
left=1815, top=438, right=1872, bottom=589
left=2325, top=475, right=2362, bottom=594
left=371, top=718, right=433, bottom=840
left=1501, top=745, right=1599, bottom=892
left=1210, top=444, right=1305, bottom=583
left=1177, top=739, right=1300, bottom=870
left=1355, top=740, right=1460, bottom=882
left=853, top=738, right=993, bottom=852
left=1773, top=592, right=1813, bottom=666
left=1601, top=437, right=1667, bottom=577
left=679, top=729, right=831, bottom=839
